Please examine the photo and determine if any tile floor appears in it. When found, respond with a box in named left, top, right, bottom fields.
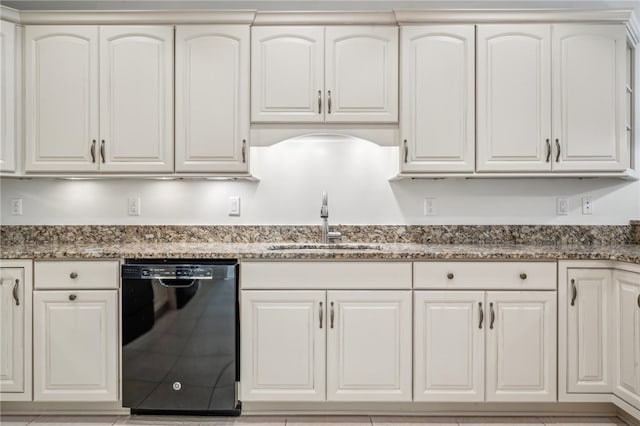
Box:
left=0, top=415, right=629, bottom=426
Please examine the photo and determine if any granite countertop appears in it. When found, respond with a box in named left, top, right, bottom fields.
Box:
left=2, top=241, right=639, bottom=264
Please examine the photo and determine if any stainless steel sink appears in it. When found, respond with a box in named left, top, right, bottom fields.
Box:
left=267, top=243, right=382, bottom=251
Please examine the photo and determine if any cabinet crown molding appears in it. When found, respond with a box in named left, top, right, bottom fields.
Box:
left=252, top=11, right=397, bottom=25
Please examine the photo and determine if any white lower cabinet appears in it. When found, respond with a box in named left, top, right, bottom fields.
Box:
left=0, top=260, right=33, bottom=401
left=414, top=290, right=556, bottom=402
left=613, top=269, right=640, bottom=408
left=241, top=289, right=412, bottom=402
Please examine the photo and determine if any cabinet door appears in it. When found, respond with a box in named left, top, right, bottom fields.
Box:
left=99, top=26, right=173, bottom=172
left=566, top=269, right=612, bottom=393
left=175, top=26, right=250, bottom=173
left=251, top=27, right=324, bottom=123
left=486, top=291, right=556, bottom=402
left=325, top=26, right=398, bottom=123
left=24, top=26, right=99, bottom=172
left=476, top=25, right=551, bottom=172
left=326, top=290, right=411, bottom=401
left=400, top=25, right=475, bottom=172
left=241, top=290, right=325, bottom=401
left=552, top=24, right=628, bottom=171
left=0, top=21, right=16, bottom=172
left=33, top=290, right=118, bottom=401
left=414, top=291, right=484, bottom=401
left=613, top=270, right=640, bottom=408
left=0, top=265, right=31, bottom=399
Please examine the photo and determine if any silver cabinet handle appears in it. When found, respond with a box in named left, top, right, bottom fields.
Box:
left=571, top=279, right=577, bottom=306
left=555, top=139, right=560, bottom=162
left=403, top=139, right=408, bottom=163
left=545, top=139, right=551, bottom=163
left=242, top=139, right=246, bottom=163
left=327, top=90, right=332, bottom=114
left=489, top=302, right=495, bottom=329
left=318, top=90, right=322, bottom=114
left=520, top=273, right=527, bottom=280
left=447, top=273, right=454, bottom=280
left=12, top=279, right=19, bottom=306
left=90, top=140, right=97, bottom=163
left=479, top=302, right=484, bottom=329
left=70, top=272, right=78, bottom=279
left=69, top=294, right=77, bottom=301
left=100, top=140, right=106, bottom=163
left=319, top=301, right=323, bottom=329
left=330, top=301, right=335, bottom=329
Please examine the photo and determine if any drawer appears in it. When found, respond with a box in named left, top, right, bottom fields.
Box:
left=413, top=261, right=557, bottom=290
left=241, top=261, right=412, bottom=289
left=35, top=260, right=120, bottom=289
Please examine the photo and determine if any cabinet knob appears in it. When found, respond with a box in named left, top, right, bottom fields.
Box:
left=520, top=273, right=527, bottom=280
left=69, top=294, right=77, bottom=301
left=447, top=273, right=454, bottom=280
left=70, top=272, right=78, bottom=279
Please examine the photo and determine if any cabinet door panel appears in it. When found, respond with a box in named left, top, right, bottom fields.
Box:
left=552, top=24, right=627, bottom=171
left=251, top=27, right=324, bottom=123
left=327, top=290, right=411, bottom=401
left=400, top=25, right=474, bottom=172
left=99, top=26, right=173, bottom=172
left=325, top=26, right=398, bottom=123
left=25, top=26, right=99, bottom=172
left=241, top=291, right=325, bottom=401
left=477, top=25, right=551, bottom=172
left=175, top=26, right=249, bottom=173
left=414, top=291, right=484, bottom=401
left=566, top=269, right=612, bottom=393
left=33, top=290, right=118, bottom=401
left=1, top=21, right=16, bottom=172
left=613, top=270, right=640, bottom=408
left=486, top=291, right=556, bottom=402
left=0, top=268, right=24, bottom=394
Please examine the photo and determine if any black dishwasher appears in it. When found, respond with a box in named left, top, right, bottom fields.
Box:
left=121, top=259, right=240, bottom=415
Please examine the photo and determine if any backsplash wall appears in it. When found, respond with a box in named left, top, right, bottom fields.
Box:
left=1, top=137, right=639, bottom=225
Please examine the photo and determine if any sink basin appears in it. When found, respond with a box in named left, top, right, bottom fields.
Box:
left=267, top=243, right=382, bottom=251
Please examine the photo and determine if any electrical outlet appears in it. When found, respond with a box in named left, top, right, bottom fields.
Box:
left=128, top=197, right=141, bottom=216
left=582, top=196, right=593, bottom=215
left=11, top=198, right=23, bottom=215
left=424, top=198, right=437, bottom=216
left=229, top=196, right=241, bottom=216
left=556, top=197, right=569, bottom=216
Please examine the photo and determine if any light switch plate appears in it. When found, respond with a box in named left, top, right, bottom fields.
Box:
left=11, top=198, right=23, bottom=215
left=556, top=197, right=569, bottom=215
left=229, top=196, right=241, bottom=216
left=128, top=197, right=141, bottom=216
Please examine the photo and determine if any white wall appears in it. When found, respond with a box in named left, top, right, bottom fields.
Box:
left=2, top=135, right=638, bottom=225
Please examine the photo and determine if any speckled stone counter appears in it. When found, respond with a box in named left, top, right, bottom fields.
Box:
left=1, top=225, right=638, bottom=264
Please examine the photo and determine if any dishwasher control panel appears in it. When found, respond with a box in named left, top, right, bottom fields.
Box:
left=122, top=264, right=215, bottom=280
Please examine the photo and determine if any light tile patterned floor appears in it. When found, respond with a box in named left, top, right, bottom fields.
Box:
left=0, top=415, right=630, bottom=426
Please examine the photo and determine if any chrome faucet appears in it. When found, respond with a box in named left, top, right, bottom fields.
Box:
left=320, top=190, right=342, bottom=244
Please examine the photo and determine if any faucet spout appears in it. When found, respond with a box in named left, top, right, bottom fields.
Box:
left=320, top=190, right=341, bottom=244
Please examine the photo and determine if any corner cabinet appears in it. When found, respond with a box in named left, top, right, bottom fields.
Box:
left=476, top=24, right=628, bottom=172
left=0, top=260, right=33, bottom=401
left=240, top=261, right=412, bottom=402
left=400, top=25, right=475, bottom=173
left=175, top=25, right=250, bottom=173
left=25, top=26, right=173, bottom=173
left=251, top=26, right=398, bottom=123
left=613, top=269, right=640, bottom=408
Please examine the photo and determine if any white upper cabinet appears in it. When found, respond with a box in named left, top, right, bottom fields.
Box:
left=25, top=26, right=99, bottom=172
left=552, top=24, right=628, bottom=171
left=613, top=270, right=640, bottom=408
left=175, top=26, right=250, bottom=173
left=400, top=25, right=475, bottom=173
left=251, top=26, right=398, bottom=123
left=25, top=25, right=173, bottom=173
left=251, top=26, right=324, bottom=123
left=0, top=21, right=17, bottom=173
left=477, top=25, right=551, bottom=172
left=99, top=26, right=173, bottom=172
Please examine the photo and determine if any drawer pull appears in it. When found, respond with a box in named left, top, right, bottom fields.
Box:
left=520, top=273, right=527, bottom=280
left=447, top=273, right=454, bottom=280
left=637, top=294, right=639, bottom=309
left=489, top=302, right=495, bottom=329
left=12, top=279, right=20, bottom=306
left=479, top=302, right=484, bottom=329
left=571, top=279, right=577, bottom=306
left=69, top=294, right=77, bottom=301
left=330, top=301, right=335, bottom=329
left=70, top=272, right=78, bottom=279
left=319, top=301, right=323, bottom=329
